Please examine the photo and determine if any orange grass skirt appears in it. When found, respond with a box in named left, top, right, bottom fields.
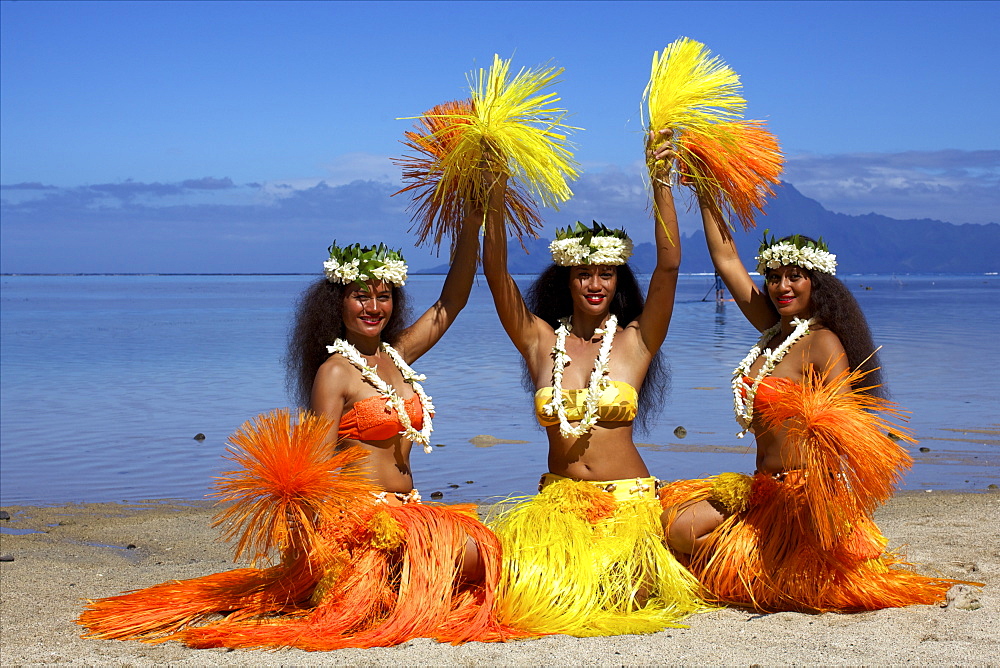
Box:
left=659, top=471, right=975, bottom=612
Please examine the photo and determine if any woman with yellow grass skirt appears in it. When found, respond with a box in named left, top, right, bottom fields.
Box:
left=487, top=473, right=706, bottom=636
left=79, top=213, right=531, bottom=647
left=479, top=130, right=708, bottom=637
left=660, top=190, right=980, bottom=613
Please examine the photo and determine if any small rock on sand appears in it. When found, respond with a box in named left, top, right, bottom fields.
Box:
left=944, top=584, right=982, bottom=610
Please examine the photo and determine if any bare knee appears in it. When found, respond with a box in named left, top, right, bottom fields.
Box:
left=460, top=536, right=485, bottom=582
left=663, top=506, right=698, bottom=555
left=662, top=500, right=725, bottom=556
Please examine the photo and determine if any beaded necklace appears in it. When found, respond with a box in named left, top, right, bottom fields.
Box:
left=326, top=339, right=435, bottom=453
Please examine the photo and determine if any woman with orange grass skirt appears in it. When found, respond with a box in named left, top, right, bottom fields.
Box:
left=479, top=130, right=708, bottom=637
left=659, top=192, right=979, bottom=612
left=79, top=209, right=530, bottom=649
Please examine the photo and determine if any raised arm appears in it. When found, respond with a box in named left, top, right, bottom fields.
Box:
left=481, top=170, right=550, bottom=360
left=634, top=130, right=682, bottom=355
left=696, top=191, right=776, bottom=331
left=395, top=202, right=481, bottom=363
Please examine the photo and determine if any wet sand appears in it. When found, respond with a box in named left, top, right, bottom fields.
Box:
left=1, top=490, right=997, bottom=666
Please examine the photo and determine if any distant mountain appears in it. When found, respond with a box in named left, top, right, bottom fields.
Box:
left=418, top=182, right=999, bottom=274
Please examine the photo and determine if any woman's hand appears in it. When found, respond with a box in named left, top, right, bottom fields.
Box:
left=647, top=128, right=676, bottom=187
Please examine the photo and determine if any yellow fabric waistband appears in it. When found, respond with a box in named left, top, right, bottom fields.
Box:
left=539, top=473, right=658, bottom=502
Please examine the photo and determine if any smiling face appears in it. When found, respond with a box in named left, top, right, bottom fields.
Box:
left=342, top=279, right=393, bottom=341
left=765, top=265, right=813, bottom=318
left=568, top=264, right=618, bottom=316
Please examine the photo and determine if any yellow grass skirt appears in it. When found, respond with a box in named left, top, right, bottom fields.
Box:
left=487, top=474, right=708, bottom=637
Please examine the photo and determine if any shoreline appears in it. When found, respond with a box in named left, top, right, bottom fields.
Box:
left=1, top=491, right=998, bottom=666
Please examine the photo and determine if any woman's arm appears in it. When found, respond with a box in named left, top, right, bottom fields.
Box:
left=481, top=170, right=549, bottom=360
left=634, top=130, right=682, bottom=356
left=310, top=357, right=349, bottom=438
left=395, top=201, right=481, bottom=363
left=696, top=190, right=777, bottom=331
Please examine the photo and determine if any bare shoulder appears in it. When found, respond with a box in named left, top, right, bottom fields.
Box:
left=315, top=354, right=357, bottom=386
left=805, top=327, right=847, bottom=366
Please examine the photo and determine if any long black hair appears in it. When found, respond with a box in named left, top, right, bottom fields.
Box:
left=762, top=236, right=886, bottom=398
left=286, top=278, right=411, bottom=408
left=525, top=263, right=668, bottom=434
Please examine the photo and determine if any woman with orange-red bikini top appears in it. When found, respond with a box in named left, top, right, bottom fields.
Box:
left=657, top=184, right=979, bottom=613
left=79, top=201, right=537, bottom=649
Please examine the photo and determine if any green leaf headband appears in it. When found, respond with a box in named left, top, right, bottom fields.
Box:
left=549, top=220, right=634, bottom=266
left=324, top=241, right=409, bottom=287
left=755, top=231, right=837, bottom=275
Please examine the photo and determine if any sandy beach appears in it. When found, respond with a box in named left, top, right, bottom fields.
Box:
left=1, top=490, right=997, bottom=666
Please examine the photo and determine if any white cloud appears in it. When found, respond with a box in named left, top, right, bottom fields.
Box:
left=318, top=152, right=400, bottom=186
left=784, top=150, right=999, bottom=224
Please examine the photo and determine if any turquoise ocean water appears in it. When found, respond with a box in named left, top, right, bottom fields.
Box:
left=1, top=273, right=998, bottom=506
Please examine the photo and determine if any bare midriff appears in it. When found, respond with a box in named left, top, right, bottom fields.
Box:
left=545, top=422, right=650, bottom=481
left=339, top=437, right=415, bottom=495
left=751, top=418, right=806, bottom=474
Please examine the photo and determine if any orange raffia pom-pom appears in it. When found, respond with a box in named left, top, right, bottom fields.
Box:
left=678, top=120, right=784, bottom=231
left=393, top=98, right=541, bottom=253
left=211, top=409, right=376, bottom=566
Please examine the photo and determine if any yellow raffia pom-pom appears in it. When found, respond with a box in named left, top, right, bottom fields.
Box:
left=394, top=99, right=543, bottom=252
left=368, top=509, right=406, bottom=551
left=710, top=472, right=754, bottom=514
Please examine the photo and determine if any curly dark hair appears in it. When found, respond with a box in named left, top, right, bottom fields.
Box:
left=762, top=237, right=886, bottom=398
left=286, top=278, right=411, bottom=408
left=525, top=263, right=668, bottom=434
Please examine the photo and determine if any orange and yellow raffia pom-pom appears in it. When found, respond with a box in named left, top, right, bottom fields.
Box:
left=395, top=54, right=580, bottom=249
left=643, top=37, right=784, bottom=231
left=393, top=99, right=542, bottom=252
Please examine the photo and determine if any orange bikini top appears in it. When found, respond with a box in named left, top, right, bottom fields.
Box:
left=742, top=375, right=796, bottom=414
left=338, top=394, right=424, bottom=442
left=534, top=380, right=638, bottom=427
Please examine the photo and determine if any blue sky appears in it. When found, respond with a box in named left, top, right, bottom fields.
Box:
left=2, top=0, right=998, bottom=273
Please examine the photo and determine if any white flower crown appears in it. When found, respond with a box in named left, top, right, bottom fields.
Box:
left=755, top=234, right=836, bottom=276
left=549, top=221, right=633, bottom=267
left=323, top=242, right=408, bottom=287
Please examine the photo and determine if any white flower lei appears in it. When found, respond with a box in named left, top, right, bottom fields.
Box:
left=756, top=243, right=836, bottom=276
left=326, top=339, right=435, bottom=453
left=543, top=315, right=619, bottom=438
left=549, top=236, right=633, bottom=267
left=731, top=316, right=815, bottom=437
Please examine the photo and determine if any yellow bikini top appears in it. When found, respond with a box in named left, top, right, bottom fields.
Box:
left=534, top=380, right=638, bottom=427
